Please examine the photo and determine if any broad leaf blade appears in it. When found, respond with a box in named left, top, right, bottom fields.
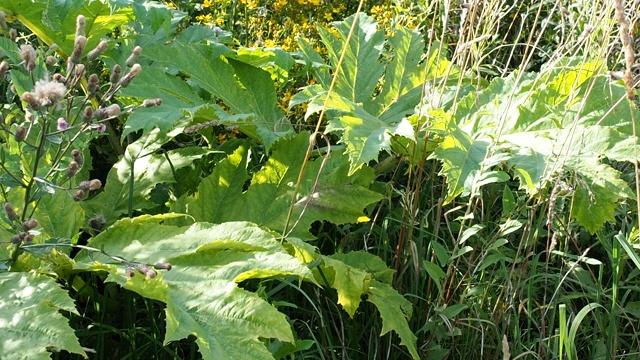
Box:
left=74, top=219, right=314, bottom=360
left=0, top=272, right=86, bottom=359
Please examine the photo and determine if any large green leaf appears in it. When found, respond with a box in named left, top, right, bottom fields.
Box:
left=0, top=0, right=132, bottom=57
left=142, top=41, right=293, bottom=150
left=321, top=252, right=419, bottom=360
left=571, top=162, right=633, bottom=234
left=74, top=217, right=314, bottom=360
left=430, top=126, right=491, bottom=204
left=433, top=59, right=636, bottom=232
left=0, top=272, right=86, bottom=359
left=33, top=192, right=85, bottom=240
left=171, top=132, right=383, bottom=239
left=295, top=14, right=452, bottom=174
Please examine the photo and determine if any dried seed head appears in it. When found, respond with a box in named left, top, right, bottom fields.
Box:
left=45, top=55, right=57, bottom=66
left=87, top=40, right=108, bottom=61
left=4, top=203, right=18, bottom=221
left=79, top=181, right=91, bottom=191
left=53, top=73, right=67, bottom=83
left=125, top=267, right=135, bottom=277
left=23, top=234, right=33, bottom=243
left=34, top=80, right=66, bottom=107
left=24, top=111, right=34, bottom=122
left=83, top=106, right=93, bottom=123
left=142, top=98, right=162, bottom=107
left=14, top=125, right=26, bottom=142
left=103, top=104, right=120, bottom=118
left=76, top=15, right=85, bottom=37
left=71, top=35, right=87, bottom=63
left=71, top=149, right=84, bottom=166
left=56, top=118, right=69, bottom=131
left=21, top=92, right=39, bottom=109
left=19, top=45, right=37, bottom=72
left=146, top=268, right=157, bottom=278
left=10, top=234, right=22, bottom=245
left=22, top=219, right=38, bottom=231
left=125, top=46, right=142, bottom=67
left=47, top=43, right=58, bottom=53
left=0, top=11, right=6, bottom=31
left=110, top=64, right=122, bottom=84
left=87, top=214, right=106, bottom=231
left=74, top=63, right=85, bottom=78
left=66, top=161, right=79, bottom=177
left=89, top=179, right=102, bottom=191
left=119, top=64, right=141, bottom=88
left=153, top=262, right=172, bottom=271
left=87, top=73, right=99, bottom=96
left=72, top=189, right=85, bottom=201
left=0, top=61, right=8, bottom=82
left=9, top=28, right=16, bottom=41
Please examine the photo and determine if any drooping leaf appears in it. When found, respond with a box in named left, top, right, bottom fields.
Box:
left=171, top=142, right=250, bottom=224
left=571, top=162, right=633, bottom=234
left=430, top=126, right=490, bottom=204
left=0, top=272, right=86, bottom=360
left=322, top=256, right=370, bottom=317
left=368, top=280, right=419, bottom=360
left=74, top=218, right=314, bottom=360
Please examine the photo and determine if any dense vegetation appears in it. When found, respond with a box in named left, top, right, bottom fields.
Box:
left=1, top=0, right=640, bottom=359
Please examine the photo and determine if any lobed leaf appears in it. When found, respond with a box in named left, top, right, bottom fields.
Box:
left=74, top=219, right=315, bottom=360
left=0, top=272, right=86, bottom=359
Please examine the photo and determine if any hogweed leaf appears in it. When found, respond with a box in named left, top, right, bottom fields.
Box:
left=173, top=132, right=382, bottom=239
left=0, top=272, right=86, bottom=359
left=74, top=219, right=314, bottom=360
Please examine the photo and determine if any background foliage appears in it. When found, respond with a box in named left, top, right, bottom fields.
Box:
left=1, top=0, right=640, bottom=359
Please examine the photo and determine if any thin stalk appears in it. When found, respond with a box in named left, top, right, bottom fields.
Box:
left=282, top=0, right=366, bottom=237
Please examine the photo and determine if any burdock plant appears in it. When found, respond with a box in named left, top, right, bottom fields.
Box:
left=0, top=14, right=161, bottom=267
